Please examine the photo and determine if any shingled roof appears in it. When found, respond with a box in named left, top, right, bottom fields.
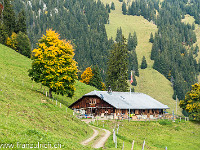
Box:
left=82, top=91, right=169, bottom=109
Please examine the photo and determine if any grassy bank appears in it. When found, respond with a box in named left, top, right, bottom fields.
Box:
left=0, top=44, right=96, bottom=149
left=92, top=119, right=200, bottom=150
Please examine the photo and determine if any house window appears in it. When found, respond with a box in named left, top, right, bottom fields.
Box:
left=89, top=98, right=96, bottom=104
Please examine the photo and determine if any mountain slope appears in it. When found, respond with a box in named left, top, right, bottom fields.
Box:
left=101, top=0, right=181, bottom=114
left=0, top=44, right=96, bottom=149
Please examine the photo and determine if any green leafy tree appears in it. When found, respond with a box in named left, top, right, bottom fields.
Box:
left=179, top=83, right=200, bottom=121
left=29, top=29, right=78, bottom=98
left=141, top=56, right=147, bottom=69
left=106, top=36, right=128, bottom=92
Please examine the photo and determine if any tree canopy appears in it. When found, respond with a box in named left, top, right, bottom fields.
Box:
left=29, top=29, right=78, bottom=98
left=81, top=67, right=94, bottom=85
left=180, top=83, right=200, bottom=121
left=106, top=36, right=128, bottom=92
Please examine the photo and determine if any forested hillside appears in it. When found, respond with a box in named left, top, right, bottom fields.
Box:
left=123, top=0, right=200, bottom=100
left=0, top=0, right=199, bottom=114
left=11, top=0, right=111, bottom=71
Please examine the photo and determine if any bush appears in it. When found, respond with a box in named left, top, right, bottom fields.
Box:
left=159, top=120, right=172, bottom=126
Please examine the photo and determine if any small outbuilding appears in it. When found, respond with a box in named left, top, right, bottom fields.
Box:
left=69, top=90, right=169, bottom=119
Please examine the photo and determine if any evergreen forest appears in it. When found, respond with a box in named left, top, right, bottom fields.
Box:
left=125, top=0, right=200, bottom=100
left=1, top=0, right=200, bottom=101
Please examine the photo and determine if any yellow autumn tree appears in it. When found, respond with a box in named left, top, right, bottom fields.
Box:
left=28, top=29, right=78, bottom=98
left=81, top=67, right=94, bottom=84
left=179, top=83, right=200, bottom=121
left=6, top=32, right=18, bottom=50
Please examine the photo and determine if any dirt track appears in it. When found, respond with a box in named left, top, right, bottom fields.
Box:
left=81, top=119, right=111, bottom=148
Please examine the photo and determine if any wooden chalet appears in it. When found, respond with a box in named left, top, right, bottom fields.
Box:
left=69, top=90, right=169, bottom=119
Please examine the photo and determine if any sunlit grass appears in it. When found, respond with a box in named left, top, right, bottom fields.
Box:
left=93, top=120, right=200, bottom=150
left=0, top=44, right=96, bottom=149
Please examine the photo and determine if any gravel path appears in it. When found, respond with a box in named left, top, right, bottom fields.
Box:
left=81, top=119, right=111, bottom=148
left=93, top=128, right=111, bottom=149
left=81, top=126, right=99, bottom=146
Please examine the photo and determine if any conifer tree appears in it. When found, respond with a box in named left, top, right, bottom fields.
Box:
left=133, top=31, right=137, bottom=48
left=106, top=36, right=128, bottom=92
left=141, top=56, right=147, bottom=69
left=15, top=10, right=27, bottom=34
left=122, top=2, right=127, bottom=15
left=149, top=32, right=154, bottom=43
left=89, top=65, right=104, bottom=90
left=127, top=32, right=138, bottom=51
left=115, top=27, right=123, bottom=42
left=106, top=4, right=111, bottom=13
left=3, top=0, right=16, bottom=36
left=29, top=29, right=78, bottom=98
left=111, top=2, right=115, bottom=10
left=16, top=31, right=31, bottom=57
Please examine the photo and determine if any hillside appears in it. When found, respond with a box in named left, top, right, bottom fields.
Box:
left=0, top=44, right=96, bottom=149
left=101, top=0, right=181, bottom=115
left=182, top=14, right=200, bottom=81
left=182, top=14, right=200, bottom=60
left=94, top=120, right=200, bottom=150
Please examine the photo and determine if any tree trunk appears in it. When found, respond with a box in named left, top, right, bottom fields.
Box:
left=49, top=88, right=52, bottom=98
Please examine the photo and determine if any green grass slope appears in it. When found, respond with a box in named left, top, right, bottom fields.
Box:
left=101, top=0, right=179, bottom=114
left=0, top=44, right=96, bottom=149
left=94, top=120, right=200, bottom=150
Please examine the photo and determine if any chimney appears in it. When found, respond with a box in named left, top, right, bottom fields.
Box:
left=108, top=86, right=112, bottom=94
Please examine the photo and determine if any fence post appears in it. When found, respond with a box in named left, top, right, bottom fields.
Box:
left=60, top=103, right=61, bottom=108
left=117, top=124, right=119, bottom=134
left=115, top=135, right=117, bottom=148
left=56, top=100, right=57, bottom=105
left=113, top=129, right=115, bottom=143
left=122, top=142, right=124, bottom=150
left=165, top=146, right=167, bottom=150
left=131, top=140, right=134, bottom=150
left=142, top=140, right=145, bottom=150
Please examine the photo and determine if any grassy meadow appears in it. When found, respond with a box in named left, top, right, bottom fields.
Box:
left=101, top=0, right=178, bottom=114
left=92, top=120, right=200, bottom=150
left=0, top=44, right=97, bottom=149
